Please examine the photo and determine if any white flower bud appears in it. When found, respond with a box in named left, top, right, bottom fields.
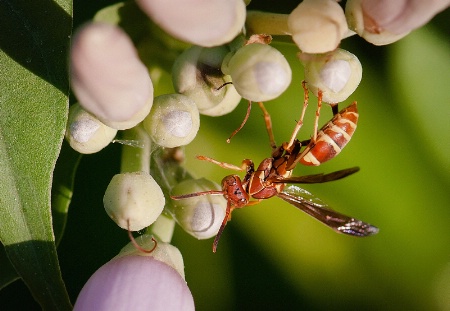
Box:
left=222, top=43, right=292, bottom=102
left=136, top=0, right=246, bottom=47
left=103, top=172, right=165, bottom=231
left=345, top=0, right=409, bottom=45
left=170, top=179, right=226, bottom=240
left=301, top=49, right=362, bottom=103
left=117, top=235, right=186, bottom=280
left=172, top=45, right=242, bottom=116
left=143, top=94, right=200, bottom=148
left=70, top=22, right=153, bottom=130
left=288, top=0, right=348, bottom=54
left=65, top=103, right=117, bottom=154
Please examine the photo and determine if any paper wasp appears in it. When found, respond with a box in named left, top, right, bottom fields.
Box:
left=172, top=82, right=378, bottom=252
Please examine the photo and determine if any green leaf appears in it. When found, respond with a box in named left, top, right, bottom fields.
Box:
left=0, top=245, right=19, bottom=290
left=52, top=142, right=82, bottom=246
left=0, top=0, right=73, bottom=309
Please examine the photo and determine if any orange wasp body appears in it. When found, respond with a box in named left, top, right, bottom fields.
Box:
left=172, top=82, right=378, bottom=252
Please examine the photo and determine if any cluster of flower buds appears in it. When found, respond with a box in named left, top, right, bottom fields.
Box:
left=67, top=0, right=448, bottom=308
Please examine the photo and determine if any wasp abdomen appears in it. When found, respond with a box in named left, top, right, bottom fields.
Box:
left=301, top=102, right=358, bottom=166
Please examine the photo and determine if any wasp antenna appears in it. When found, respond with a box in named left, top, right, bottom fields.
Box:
left=212, top=204, right=233, bottom=253
left=127, top=220, right=157, bottom=254
left=171, top=190, right=224, bottom=200
left=227, top=100, right=252, bottom=143
left=216, top=81, right=233, bottom=91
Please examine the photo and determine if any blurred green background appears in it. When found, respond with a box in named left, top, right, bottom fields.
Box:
left=1, top=1, right=449, bottom=310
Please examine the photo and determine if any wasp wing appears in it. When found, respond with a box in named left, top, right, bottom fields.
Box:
left=272, top=167, right=360, bottom=184
left=278, top=185, right=378, bottom=236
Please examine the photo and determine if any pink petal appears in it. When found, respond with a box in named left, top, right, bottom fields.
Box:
left=74, top=255, right=194, bottom=311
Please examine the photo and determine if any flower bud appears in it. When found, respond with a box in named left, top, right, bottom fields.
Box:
left=103, top=172, right=165, bottom=231
left=172, top=45, right=242, bottom=116
left=136, top=0, right=246, bottom=47
left=143, top=94, right=200, bottom=148
left=73, top=254, right=194, bottom=311
left=346, top=0, right=450, bottom=45
left=222, top=43, right=292, bottom=102
left=70, top=22, right=153, bottom=130
left=65, top=103, right=117, bottom=154
left=117, top=234, right=185, bottom=280
left=288, top=0, right=348, bottom=54
left=301, top=49, right=362, bottom=103
left=345, top=0, right=409, bottom=45
left=170, top=178, right=226, bottom=240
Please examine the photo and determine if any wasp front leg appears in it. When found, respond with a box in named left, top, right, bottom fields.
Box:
left=196, top=155, right=254, bottom=173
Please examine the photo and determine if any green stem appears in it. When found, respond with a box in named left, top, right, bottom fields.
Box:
left=246, top=11, right=291, bottom=36
left=119, top=125, right=177, bottom=242
left=120, top=124, right=152, bottom=174
left=147, top=214, right=175, bottom=243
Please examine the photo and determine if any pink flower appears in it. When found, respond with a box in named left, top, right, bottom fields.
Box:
left=74, top=255, right=194, bottom=311
left=136, top=0, right=246, bottom=47
left=361, top=0, right=450, bottom=35
left=70, top=23, right=154, bottom=130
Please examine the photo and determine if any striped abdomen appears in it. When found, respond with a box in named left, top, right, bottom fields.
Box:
left=300, top=102, right=358, bottom=166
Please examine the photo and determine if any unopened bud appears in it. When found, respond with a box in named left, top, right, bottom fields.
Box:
left=288, top=0, right=348, bottom=54
left=301, top=48, right=362, bottom=103
left=143, top=94, right=200, bottom=148
left=222, top=43, right=292, bottom=102
left=170, top=178, right=226, bottom=240
left=136, top=0, right=246, bottom=47
left=345, top=0, right=409, bottom=45
left=172, top=45, right=241, bottom=116
left=70, top=22, right=153, bottom=130
left=103, top=172, right=165, bottom=231
left=117, top=235, right=185, bottom=280
left=65, top=103, right=117, bottom=154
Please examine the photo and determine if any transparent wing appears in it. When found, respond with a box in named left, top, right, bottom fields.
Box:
left=271, top=167, right=360, bottom=184
left=278, top=185, right=379, bottom=237
left=112, top=139, right=145, bottom=149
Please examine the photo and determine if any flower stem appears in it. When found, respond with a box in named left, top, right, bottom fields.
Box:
left=147, top=214, right=175, bottom=243
left=120, top=124, right=152, bottom=174
left=246, top=11, right=291, bottom=36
